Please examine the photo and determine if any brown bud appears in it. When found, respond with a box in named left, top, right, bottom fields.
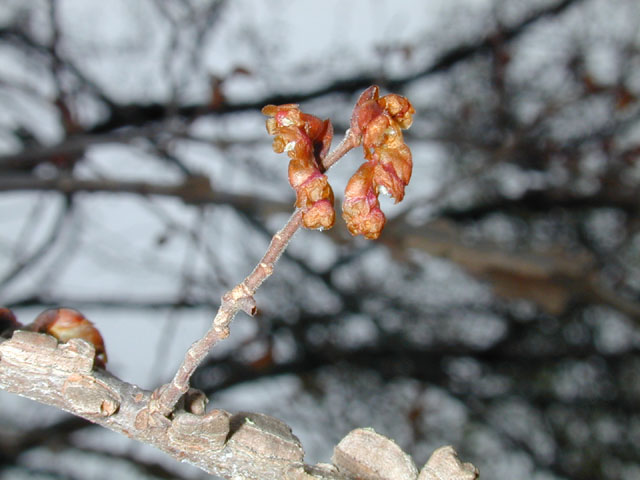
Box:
left=0, top=307, right=22, bottom=337
left=342, top=163, right=386, bottom=240
left=263, top=104, right=335, bottom=230
left=350, top=86, right=385, bottom=140
left=343, top=86, right=415, bottom=239
left=28, top=308, right=107, bottom=368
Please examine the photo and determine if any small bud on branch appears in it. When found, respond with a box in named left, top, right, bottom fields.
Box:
left=28, top=308, right=107, bottom=368
left=0, top=307, right=21, bottom=337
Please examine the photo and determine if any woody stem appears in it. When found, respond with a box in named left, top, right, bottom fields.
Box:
left=150, top=129, right=358, bottom=417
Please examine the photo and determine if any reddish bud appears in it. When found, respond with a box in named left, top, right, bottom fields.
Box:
left=350, top=86, right=385, bottom=140
left=0, top=307, right=22, bottom=337
left=29, top=308, right=107, bottom=367
left=343, top=86, right=415, bottom=239
left=342, top=163, right=386, bottom=240
left=263, top=104, right=335, bottom=230
left=378, top=93, right=415, bottom=129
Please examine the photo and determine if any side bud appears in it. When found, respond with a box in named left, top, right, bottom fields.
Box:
left=28, top=308, right=107, bottom=368
left=0, top=307, right=22, bottom=338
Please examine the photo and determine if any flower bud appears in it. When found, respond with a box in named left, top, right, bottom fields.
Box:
left=262, top=104, right=335, bottom=230
left=29, top=308, right=107, bottom=367
left=343, top=86, right=415, bottom=239
left=0, top=307, right=21, bottom=337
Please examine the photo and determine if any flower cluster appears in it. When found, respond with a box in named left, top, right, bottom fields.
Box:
left=262, top=104, right=335, bottom=230
left=343, top=86, right=415, bottom=239
left=263, top=86, right=414, bottom=239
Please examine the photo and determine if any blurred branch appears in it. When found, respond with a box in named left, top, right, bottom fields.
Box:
left=197, top=329, right=635, bottom=393
left=0, top=129, right=158, bottom=171
left=385, top=219, right=640, bottom=319
left=0, top=174, right=290, bottom=213
left=440, top=189, right=640, bottom=220
left=0, top=26, right=115, bottom=112
left=84, top=0, right=585, bottom=135
left=0, top=197, right=71, bottom=290
left=0, top=415, right=90, bottom=463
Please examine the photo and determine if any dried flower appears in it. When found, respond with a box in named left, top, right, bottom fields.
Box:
left=262, top=104, right=335, bottom=230
left=343, top=86, right=415, bottom=239
left=29, top=308, right=107, bottom=367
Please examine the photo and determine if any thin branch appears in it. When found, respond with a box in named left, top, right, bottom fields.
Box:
left=0, top=196, right=71, bottom=291
left=148, top=129, right=359, bottom=418
left=0, top=174, right=291, bottom=213
left=71, top=0, right=584, bottom=136
left=149, top=209, right=302, bottom=416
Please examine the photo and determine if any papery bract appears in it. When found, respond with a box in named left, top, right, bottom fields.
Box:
left=262, top=104, right=335, bottom=230
left=343, top=86, right=415, bottom=239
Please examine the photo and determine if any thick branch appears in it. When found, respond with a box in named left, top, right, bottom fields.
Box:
left=0, top=331, right=477, bottom=480
left=385, top=218, right=640, bottom=319
left=0, top=331, right=312, bottom=479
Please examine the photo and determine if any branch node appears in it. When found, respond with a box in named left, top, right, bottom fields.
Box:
left=238, top=296, right=258, bottom=316
left=213, top=324, right=231, bottom=337
left=223, top=284, right=257, bottom=316
left=259, top=261, right=274, bottom=276
left=183, top=388, right=208, bottom=415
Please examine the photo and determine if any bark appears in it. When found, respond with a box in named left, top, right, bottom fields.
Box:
left=0, top=330, right=477, bottom=480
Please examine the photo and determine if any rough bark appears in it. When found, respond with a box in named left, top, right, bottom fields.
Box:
left=0, top=330, right=477, bottom=480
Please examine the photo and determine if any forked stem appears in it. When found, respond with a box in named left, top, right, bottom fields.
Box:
left=149, top=129, right=359, bottom=418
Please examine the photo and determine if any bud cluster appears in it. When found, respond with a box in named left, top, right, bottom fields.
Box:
left=343, top=86, right=415, bottom=239
left=262, top=104, right=335, bottom=230
left=263, top=86, right=414, bottom=239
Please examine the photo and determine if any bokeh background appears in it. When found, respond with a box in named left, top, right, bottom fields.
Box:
left=1, top=0, right=640, bottom=478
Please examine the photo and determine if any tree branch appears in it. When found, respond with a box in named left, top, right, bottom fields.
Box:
left=147, top=209, right=303, bottom=418
left=0, top=174, right=290, bottom=213
left=144, top=128, right=360, bottom=419
left=0, top=331, right=477, bottom=480
left=385, top=218, right=640, bottom=319
left=77, top=0, right=584, bottom=136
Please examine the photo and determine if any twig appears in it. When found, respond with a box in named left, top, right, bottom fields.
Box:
left=321, top=128, right=359, bottom=171
left=148, top=129, right=359, bottom=418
